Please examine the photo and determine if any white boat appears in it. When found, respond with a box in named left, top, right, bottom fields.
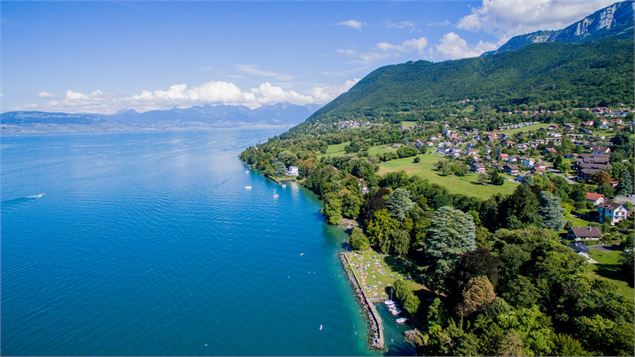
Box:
left=396, top=317, right=408, bottom=324
left=244, top=170, right=249, bottom=174
left=281, top=184, right=287, bottom=188
left=319, top=324, right=323, bottom=331
left=384, top=300, right=396, bottom=306
left=244, top=185, right=252, bottom=190
left=273, top=189, right=279, bottom=199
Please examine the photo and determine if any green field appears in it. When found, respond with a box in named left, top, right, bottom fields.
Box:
left=344, top=250, right=425, bottom=301
left=400, top=121, right=417, bottom=129
left=318, top=142, right=349, bottom=159
left=563, top=202, right=594, bottom=227
left=378, top=153, right=517, bottom=199
left=587, top=248, right=634, bottom=302
left=497, top=123, right=551, bottom=136
left=320, top=143, right=398, bottom=159
left=368, top=144, right=397, bottom=157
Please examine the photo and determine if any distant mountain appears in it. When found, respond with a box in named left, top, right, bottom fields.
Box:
left=0, top=103, right=320, bottom=134
left=302, top=3, right=634, bottom=126
left=488, top=1, right=634, bottom=55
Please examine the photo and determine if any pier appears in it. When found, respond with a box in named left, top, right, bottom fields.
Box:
left=339, top=252, right=385, bottom=350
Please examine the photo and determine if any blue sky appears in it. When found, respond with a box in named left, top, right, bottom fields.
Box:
left=1, top=0, right=616, bottom=113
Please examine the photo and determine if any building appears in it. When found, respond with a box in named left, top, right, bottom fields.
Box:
left=568, top=226, right=602, bottom=241
left=575, top=154, right=611, bottom=181
left=585, top=192, right=606, bottom=206
left=503, top=164, right=520, bottom=175
left=287, top=166, right=299, bottom=177
left=591, top=146, right=611, bottom=155
left=597, top=201, right=629, bottom=225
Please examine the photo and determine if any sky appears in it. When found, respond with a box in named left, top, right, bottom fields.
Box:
left=1, top=0, right=618, bottom=114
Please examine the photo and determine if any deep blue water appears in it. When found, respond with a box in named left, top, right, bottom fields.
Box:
left=1, top=130, right=412, bottom=356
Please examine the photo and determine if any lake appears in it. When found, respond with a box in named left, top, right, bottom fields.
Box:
left=1, top=129, right=413, bottom=355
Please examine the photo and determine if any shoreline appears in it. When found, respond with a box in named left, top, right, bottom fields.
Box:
left=339, top=252, right=385, bottom=351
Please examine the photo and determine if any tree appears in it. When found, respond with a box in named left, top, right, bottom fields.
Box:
left=321, top=194, right=342, bottom=225
left=501, top=184, right=539, bottom=227
left=423, top=206, right=476, bottom=291
left=618, top=169, right=633, bottom=195
left=552, top=334, right=590, bottom=356
left=413, top=156, right=421, bottom=163
left=450, top=248, right=500, bottom=296
left=385, top=188, right=415, bottom=221
left=575, top=315, right=635, bottom=356
left=490, top=169, right=505, bottom=185
left=366, top=208, right=399, bottom=253
left=478, top=172, right=490, bottom=185
left=538, top=191, right=566, bottom=230
left=393, top=279, right=420, bottom=315
left=349, top=227, right=370, bottom=250
left=389, top=229, right=411, bottom=256
left=273, top=161, right=287, bottom=176
left=456, top=275, right=496, bottom=317
left=497, top=330, right=524, bottom=357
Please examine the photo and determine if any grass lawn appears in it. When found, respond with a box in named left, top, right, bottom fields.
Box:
left=497, top=123, right=551, bottom=136
left=400, top=121, right=417, bottom=129
left=563, top=202, right=595, bottom=227
left=344, top=250, right=425, bottom=301
left=318, top=142, right=349, bottom=159
left=378, top=153, right=517, bottom=199
left=368, top=144, right=397, bottom=157
left=587, top=248, right=634, bottom=302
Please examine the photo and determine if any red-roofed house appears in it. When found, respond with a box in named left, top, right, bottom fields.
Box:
left=585, top=192, right=605, bottom=206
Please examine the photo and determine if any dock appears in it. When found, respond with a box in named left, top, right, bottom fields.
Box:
left=339, top=252, right=385, bottom=350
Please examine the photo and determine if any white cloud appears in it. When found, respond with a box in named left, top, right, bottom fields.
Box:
left=309, top=78, right=360, bottom=103
left=23, top=79, right=359, bottom=114
left=337, top=19, right=365, bottom=30
left=235, top=64, right=294, bottom=81
left=385, top=20, right=417, bottom=32
left=38, top=91, right=53, bottom=98
left=338, top=37, right=428, bottom=65
left=458, top=0, right=616, bottom=40
left=430, top=32, right=497, bottom=60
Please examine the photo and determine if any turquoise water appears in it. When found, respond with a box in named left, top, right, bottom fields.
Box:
left=1, top=130, right=411, bottom=356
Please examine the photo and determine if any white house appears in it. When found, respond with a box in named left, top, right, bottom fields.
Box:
left=585, top=192, right=606, bottom=206
left=597, top=201, right=629, bottom=225
left=287, top=166, right=299, bottom=177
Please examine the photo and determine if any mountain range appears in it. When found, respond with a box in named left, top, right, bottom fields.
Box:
left=489, top=1, right=634, bottom=55
left=304, top=1, right=634, bottom=126
left=0, top=104, right=320, bottom=134
left=3, top=2, right=633, bottom=134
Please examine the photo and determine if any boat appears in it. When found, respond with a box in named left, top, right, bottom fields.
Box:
left=319, top=324, right=323, bottom=331
left=244, top=185, right=252, bottom=190
left=281, top=184, right=287, bottom=188
left=384, top=300, right=396, bottom=306
left=273, top=189, right=279, bottom=199
left=244, top=170, right=249, bottom=174
left=396, top=317, right=408, bottom=324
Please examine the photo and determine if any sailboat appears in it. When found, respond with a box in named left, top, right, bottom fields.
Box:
left=273, top=189, right=279, bottom=199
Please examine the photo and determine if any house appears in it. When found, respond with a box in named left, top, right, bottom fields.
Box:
left=597, top=201, right=629, bottom=225
left=499, top=153, right=509, bottom=161
left=287, top=166, right=299, bottom=177
left=471, top=163, right=486, bottom=174
left=568, top=226, right=602, bottom=241
left=503, top=164, right=520, bottom=175
left=591, top=146, right=611, bottom=155
left=585, top=192, right=606, bottom=206
left=522, top=158, right=535, bottom=168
